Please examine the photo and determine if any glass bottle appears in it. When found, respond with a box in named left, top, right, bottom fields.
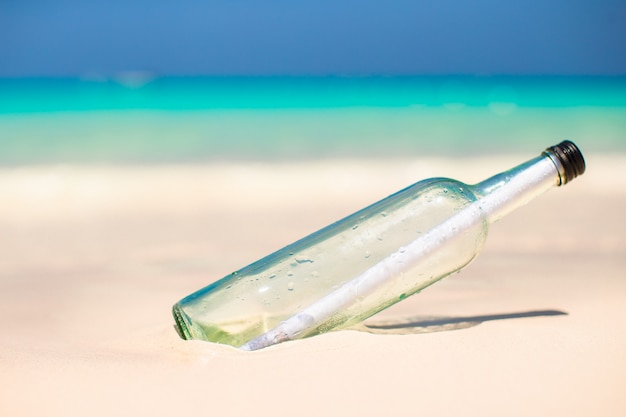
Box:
left=172, top=141, right=586, bottom=350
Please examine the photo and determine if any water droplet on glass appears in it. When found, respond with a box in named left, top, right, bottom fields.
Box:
left=295, top=256, right=313, bottom=264
left=287, top=282, right=295, bottom=291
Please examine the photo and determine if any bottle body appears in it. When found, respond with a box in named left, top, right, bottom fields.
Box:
left=172, top=141, right=585, bottom=350
left=174, top=178, right=488, bottom=347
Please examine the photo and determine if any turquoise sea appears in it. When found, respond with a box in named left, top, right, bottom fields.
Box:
left=1, top=76, right=625, bottom=164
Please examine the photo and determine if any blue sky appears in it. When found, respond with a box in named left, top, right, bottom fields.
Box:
left=1, top=0, right=625, bottom=77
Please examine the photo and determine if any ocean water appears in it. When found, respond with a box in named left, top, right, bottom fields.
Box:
left=1, top=76, right=625, bottom=164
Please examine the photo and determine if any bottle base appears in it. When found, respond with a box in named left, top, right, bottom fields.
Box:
left=172, top=303, right=194, bottom=340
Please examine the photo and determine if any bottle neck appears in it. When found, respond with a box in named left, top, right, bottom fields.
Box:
left=472, top=154, right=561, bottom=223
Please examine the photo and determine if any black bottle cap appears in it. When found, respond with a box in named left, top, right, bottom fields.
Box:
left=543, top=140, right=586, bottom=185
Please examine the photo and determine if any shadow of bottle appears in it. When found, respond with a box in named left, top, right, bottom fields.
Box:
left=352, top=309, right=567, bottom=335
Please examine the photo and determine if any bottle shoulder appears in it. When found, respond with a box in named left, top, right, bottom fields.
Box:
left=399, top=177, right=477, bottom=202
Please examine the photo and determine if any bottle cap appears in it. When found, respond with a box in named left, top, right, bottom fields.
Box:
left=543, top=140, right=586, bottom=185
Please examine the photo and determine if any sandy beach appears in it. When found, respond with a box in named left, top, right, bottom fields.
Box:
left=1, top=154, right=625, bottom=416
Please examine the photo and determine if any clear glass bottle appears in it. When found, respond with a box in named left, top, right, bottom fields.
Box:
left=172, top=141, right=585, bottom=350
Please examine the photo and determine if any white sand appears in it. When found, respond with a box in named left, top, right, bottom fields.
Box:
left=1, top=155, right=625, bottom=416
